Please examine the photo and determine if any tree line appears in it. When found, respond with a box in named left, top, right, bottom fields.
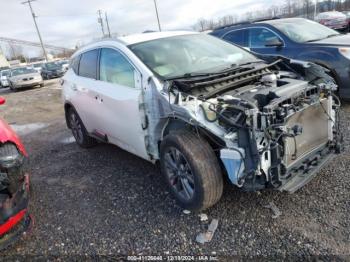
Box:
left=194, top=0, right=350, bottom=31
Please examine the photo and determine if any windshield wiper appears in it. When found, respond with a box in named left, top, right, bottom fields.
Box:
left=305, top=34, right=339, bottom=42
left=165, top=60, right=264, bottom=81
left=165, top=64, right=239, bottom=81
left=237, top=60, right=264, bottom=67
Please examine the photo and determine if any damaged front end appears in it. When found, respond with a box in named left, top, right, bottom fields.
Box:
left=148, top=57, right=342, bottom=193
left=0, top=122, right=31, bottom=250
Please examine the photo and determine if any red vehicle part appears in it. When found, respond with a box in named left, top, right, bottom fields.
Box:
left=0, top=96, right=31, bottom=250
left=0, top=118, right=27, bottom=156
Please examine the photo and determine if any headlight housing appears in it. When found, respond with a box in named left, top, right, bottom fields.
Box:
left=339, top=48, right=350, bottom=60
left=0, top=143, right=24, bottom=168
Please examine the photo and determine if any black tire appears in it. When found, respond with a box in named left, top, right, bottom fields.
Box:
left=160, top=131, right=223, bottom=211
left=68, top=108, right=97, bottom=148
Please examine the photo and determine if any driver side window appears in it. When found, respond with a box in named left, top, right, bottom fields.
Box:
left=99, top=48, right=136, bottom=88
left=249, top=28, right=280, bottom=48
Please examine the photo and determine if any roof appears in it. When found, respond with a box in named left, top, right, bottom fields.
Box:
left=119, top=31, right=197, bottom=45
left=257, top=17, right=308, bottom=24
left=212, top=17, right=310, bottom=33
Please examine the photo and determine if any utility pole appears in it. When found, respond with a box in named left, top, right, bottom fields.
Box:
left=97, top=10, right=105, bottom=37
left=105, top=12, right=111, bottom=37
left=153, top=0, right=162, bottom=31
left=21, top=0, right=48, bottom=61
left=314, top=0, right=318, bottom=19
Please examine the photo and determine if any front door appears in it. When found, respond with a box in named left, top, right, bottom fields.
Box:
left=248, top=27, right=286, bottom=56
left=95, top=48, right=148, bottom=160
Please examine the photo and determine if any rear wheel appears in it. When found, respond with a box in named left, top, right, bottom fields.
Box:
left=68, top=108, right=97, bottom=148
left=160, top=131, right=223, bottom=211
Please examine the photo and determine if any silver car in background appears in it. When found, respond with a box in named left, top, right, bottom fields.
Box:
left=9, top=67, right=44, bottom=91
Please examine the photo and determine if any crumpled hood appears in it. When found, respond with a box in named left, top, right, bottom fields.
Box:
left=311, top=33, right=350, bottom=47
left=0, top=118, right=26, bottom=156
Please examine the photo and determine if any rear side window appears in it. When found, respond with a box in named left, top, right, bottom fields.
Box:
left=78, top=49, right=99, bottom=79
left=223, top=30, right=248, bottom=47
left=70, top=55, right=80, bottom=74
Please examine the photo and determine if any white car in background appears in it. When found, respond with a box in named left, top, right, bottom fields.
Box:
left=31, top=62, right=44, bottom=74
left=9, top=67, right=44, bottom=91
left=62, top=31, right=341, bottom=211
left=56, top=60, right=69, bottom=72
left=0, top=69, right=10, bottom=87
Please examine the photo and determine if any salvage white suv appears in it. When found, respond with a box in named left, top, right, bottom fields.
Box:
left=62, top=31, right=341, bottom=211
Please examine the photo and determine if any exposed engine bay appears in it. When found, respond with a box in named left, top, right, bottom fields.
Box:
left=145, top=57, right=342, bottom=192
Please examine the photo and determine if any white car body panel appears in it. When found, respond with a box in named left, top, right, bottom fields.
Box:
left=63, top=40, right=157, bottom=160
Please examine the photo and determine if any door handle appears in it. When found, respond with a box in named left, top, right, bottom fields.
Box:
left=71, top=84, right=77, bottom=91
left=95, top=95, right=103, bottom=103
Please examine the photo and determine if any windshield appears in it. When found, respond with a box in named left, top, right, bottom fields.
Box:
left=1, top=70, right=10, bottom=77
left=129, top=34, right=258, bottom=79
left=271, top=19, right=339, bottom=43
left=46, top=62, right=60, bottom=69
left=11, top=67, right=37, bottom=76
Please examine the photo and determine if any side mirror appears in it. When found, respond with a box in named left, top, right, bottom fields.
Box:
left=0, top=97, right=6, bottom=105
left=265, top=37, right=283, bottom=47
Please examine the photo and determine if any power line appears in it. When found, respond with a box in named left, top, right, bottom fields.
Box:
left=153, top=0, right=162, bottom=31
left=0, top=36, right=73, bottom=52
left=37, top=13, right=96, bottom=18
left=21, top=0, right=48, bottom=61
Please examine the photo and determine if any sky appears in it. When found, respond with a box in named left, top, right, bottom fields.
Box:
left=0, top=0, right=279, bottom=56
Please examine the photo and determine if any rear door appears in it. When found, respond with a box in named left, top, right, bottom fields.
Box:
left=68, top=49, right=100, bottom=133
left=222, top=29, right=249, bottom=49
left=94, top=47, right=148, bottom=159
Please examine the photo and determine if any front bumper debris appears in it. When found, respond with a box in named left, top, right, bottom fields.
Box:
left=0, top=174, right=31, bottom=250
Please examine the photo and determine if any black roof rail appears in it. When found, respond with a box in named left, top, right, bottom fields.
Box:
left=253, top=16, right=281, bottom=23
left=213, top=16, right=281, bottom=31
left=214, top=21, right=251, bottom=31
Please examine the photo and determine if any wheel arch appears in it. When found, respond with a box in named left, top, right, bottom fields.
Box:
left=64, top=102, right=75, bottom=129
left=159, top=118, right=226, bottom=158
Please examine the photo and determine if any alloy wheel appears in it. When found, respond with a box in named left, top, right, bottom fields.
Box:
left=164, top=147, right=195, bottom=201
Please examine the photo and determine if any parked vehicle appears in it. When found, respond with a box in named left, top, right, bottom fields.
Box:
left=62, top=32, right=341, bottom=211
left=56, top=60, right=69, bottom=72
left=210, top=18, right=350, bottom=99
left=0, top=96, right=31, bottom=250
left=342, top=11, right=350, bottom=29
left=0, top=70, right=10, bottom=88
left=8, top=67, right=44, bottom=91
left=41, top=62, right=64, bottom=79
left=31, top=63, right=44, bottom=74
left=315, top=11, right=348, bottom=31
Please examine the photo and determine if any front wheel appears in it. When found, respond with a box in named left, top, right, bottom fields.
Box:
left=160, top=131, right=223, bottom=211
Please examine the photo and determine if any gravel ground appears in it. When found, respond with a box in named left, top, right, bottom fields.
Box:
left=0, top=80, right=349, bottom=260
